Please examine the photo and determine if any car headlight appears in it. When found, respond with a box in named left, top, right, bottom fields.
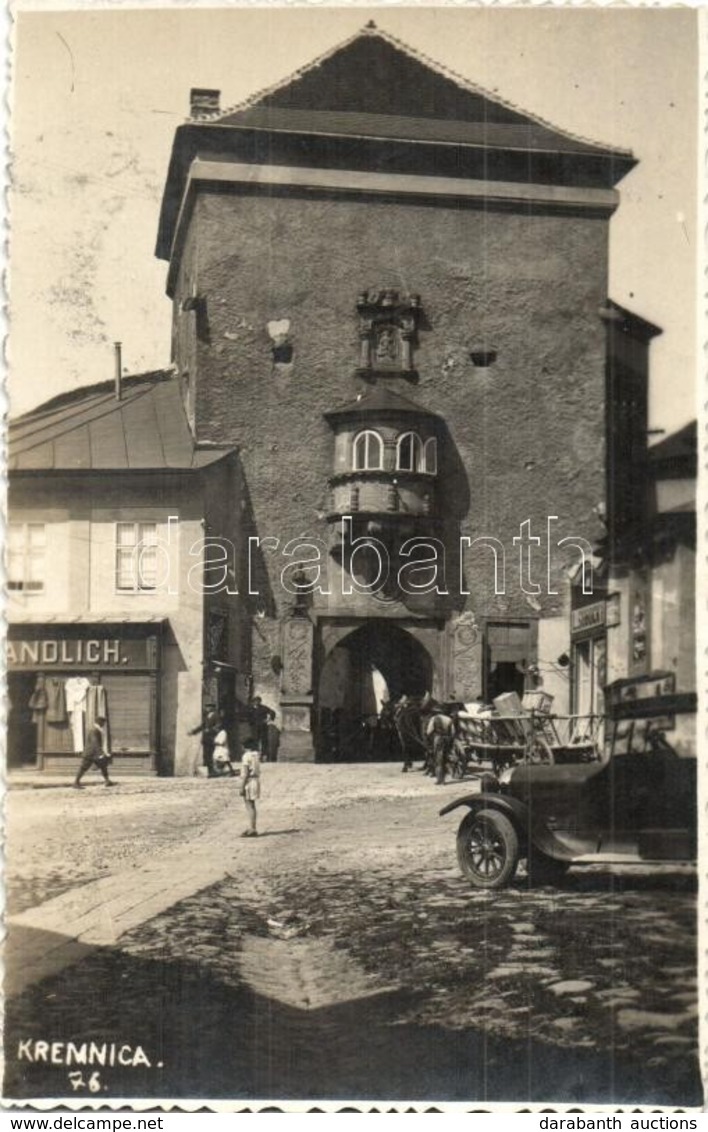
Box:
left=499, top=767, right=514, bottom=787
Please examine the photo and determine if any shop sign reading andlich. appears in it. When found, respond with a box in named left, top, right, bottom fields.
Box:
left=7, top=635, right=157, bottom=670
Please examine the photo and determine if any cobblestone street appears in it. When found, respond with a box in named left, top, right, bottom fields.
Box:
left=4, top=765, right=700, bottom=1106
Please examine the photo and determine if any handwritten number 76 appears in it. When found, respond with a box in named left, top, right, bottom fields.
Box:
left=68, top=1070, right=102, bottom=1092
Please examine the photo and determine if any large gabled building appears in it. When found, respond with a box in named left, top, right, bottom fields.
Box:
left=152, top=24, right=639, bottom=761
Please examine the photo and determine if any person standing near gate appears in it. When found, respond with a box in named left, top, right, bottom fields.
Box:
left=426, top=707, right=455, bottom=785
left=394, top=695, right=414, bottom=772
left=188, top=709, right=220, bottom=777
left=212, top=719, right=237, bottom=777
left=239, top=739, right=261, bottom=837
left=247, top=697, right=275, bottom=761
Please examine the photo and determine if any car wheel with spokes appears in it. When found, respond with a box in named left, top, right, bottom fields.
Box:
left=456, top=808, right=520, bottom=889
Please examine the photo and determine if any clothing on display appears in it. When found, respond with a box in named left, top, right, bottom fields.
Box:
left=25, top=675, right=110, bottom=755
left=86, top=682, right=110, bottom=754
left=45, top=677, right=67, bottom=724
left=29, top=675, right=48, bottom=723
left=65, top=676, right=91, bottom=754
left=86, top=683, right=107, bottom=730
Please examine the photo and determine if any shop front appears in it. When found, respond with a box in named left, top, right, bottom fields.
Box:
left=7, top=621, right=162, bottom=775
left=570, top=595, right=619, bottom=717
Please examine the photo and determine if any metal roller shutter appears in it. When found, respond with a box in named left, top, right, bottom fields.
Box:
left=101, top=674, right=152, bottom=752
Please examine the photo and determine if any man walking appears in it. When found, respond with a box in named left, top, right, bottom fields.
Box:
left=74, top=715, right=116, bottom=789
left=425, top=706, right=456, bottom=785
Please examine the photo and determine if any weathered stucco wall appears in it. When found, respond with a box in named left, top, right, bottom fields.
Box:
left=8, top=474, right=207, bottom=776
left=175, top=188, right=607, bottom=635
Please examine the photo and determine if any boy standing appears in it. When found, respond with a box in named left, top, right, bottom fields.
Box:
left=239, top=740, right=261, bottom=837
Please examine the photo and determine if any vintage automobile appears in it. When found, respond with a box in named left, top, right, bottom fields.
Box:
left=440, top=677, right=697, bottom=889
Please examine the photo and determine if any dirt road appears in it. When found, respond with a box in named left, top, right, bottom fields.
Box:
left=4, top=766, right=701, bottom=1106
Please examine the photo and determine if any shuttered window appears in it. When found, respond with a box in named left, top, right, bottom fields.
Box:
left=102, top=675, right=152, bottom=751
left=486, top=622, right=533, bottom=662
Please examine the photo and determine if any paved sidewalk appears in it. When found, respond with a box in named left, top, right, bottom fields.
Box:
left=6, top=816, right=234, bottom=996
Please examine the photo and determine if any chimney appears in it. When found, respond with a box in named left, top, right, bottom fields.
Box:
left=190, top=88, right=221, bottom=118
left=114, top=341, right=122, bottom=401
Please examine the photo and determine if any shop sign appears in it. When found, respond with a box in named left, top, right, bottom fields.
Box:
left=7, top=635, right=157, bottom=670
left=571, top=601, right=606, bottom=637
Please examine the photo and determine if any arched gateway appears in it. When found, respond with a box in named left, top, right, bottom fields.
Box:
left=317, top=622, right=433, bottom=762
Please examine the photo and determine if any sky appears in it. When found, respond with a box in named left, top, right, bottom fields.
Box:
left=9, top=5, right=700, bottom=435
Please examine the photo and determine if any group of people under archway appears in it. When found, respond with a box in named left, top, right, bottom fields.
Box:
left=320, top=693, right=489, bottom=778
left=392, top=693, right=473, bottom=785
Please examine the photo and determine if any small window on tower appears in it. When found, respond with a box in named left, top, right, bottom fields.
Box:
left=396, top=432, right=422, bottom=472
left=353, top=430, right=384, bottom=471
left=422, top=437, right=438, bottom=474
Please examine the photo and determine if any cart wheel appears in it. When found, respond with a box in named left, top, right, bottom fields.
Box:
left=457, top=809, right=519, bottom=889
left=527, top=739, right=555, bottom=765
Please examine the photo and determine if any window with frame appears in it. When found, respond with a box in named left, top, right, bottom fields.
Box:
left=572, top=636, right=606, bottom=717
left=422, top=437, right=438, bottom=474
left=115, top=522, right=159, bottom=592
left=396, top=432, right=422, bottom=472
left=353, top=430, right=384, bottom=471
left=8, top=523, right=46, bottom=592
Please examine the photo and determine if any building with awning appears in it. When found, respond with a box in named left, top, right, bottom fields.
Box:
left=7, top=369, right=247, bottom=775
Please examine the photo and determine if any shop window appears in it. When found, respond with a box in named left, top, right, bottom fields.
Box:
left=8, top=522, right=46, bottom=592
left=353, top=430, right=384, bottom=471
left=422, top=437, right=438, bottom=474
left=396, top=432, right=422, bottom=472
left=115, top=522, right=159, bottom=592
left=572, top=636, right=606, bottom=717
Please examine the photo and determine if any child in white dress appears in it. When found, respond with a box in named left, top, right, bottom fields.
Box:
left=212, top=727, right=236, bottom=777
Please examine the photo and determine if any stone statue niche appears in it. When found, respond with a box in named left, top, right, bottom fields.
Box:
left=356, top=289, right=421, bottom=379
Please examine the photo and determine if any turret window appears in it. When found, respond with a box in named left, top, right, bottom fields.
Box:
left=396, top=432, right=422, bottom=472
left=353, top=430, right=384, bottom=471
left=396, top=432, right=436, bottom=473
left=422, top=437, right=438, bottom=475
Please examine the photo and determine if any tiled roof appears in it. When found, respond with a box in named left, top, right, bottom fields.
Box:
left=215, top=27, right=630, bottom=161
left=9, top=370, right=236, bottom=472
left=600, top=300, right=663, bottom=341
left=325, top=384, right=440, bottom=423
left=649, top=421, right=697, bottom=478
left=218, top=106, right=619, bottom=158
left=157, top=27, right=635, bottom=262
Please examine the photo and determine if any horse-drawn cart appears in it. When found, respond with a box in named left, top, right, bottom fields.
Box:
left=455, top=709, right=603, bottom=775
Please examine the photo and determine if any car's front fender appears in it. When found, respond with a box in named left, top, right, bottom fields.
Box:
left=439, top=793, right=481, bottom=817
left=439, top=792, right=531, bottom=851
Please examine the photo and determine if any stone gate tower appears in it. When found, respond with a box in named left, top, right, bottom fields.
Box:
left=156, top=24, right=636, bottom=760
